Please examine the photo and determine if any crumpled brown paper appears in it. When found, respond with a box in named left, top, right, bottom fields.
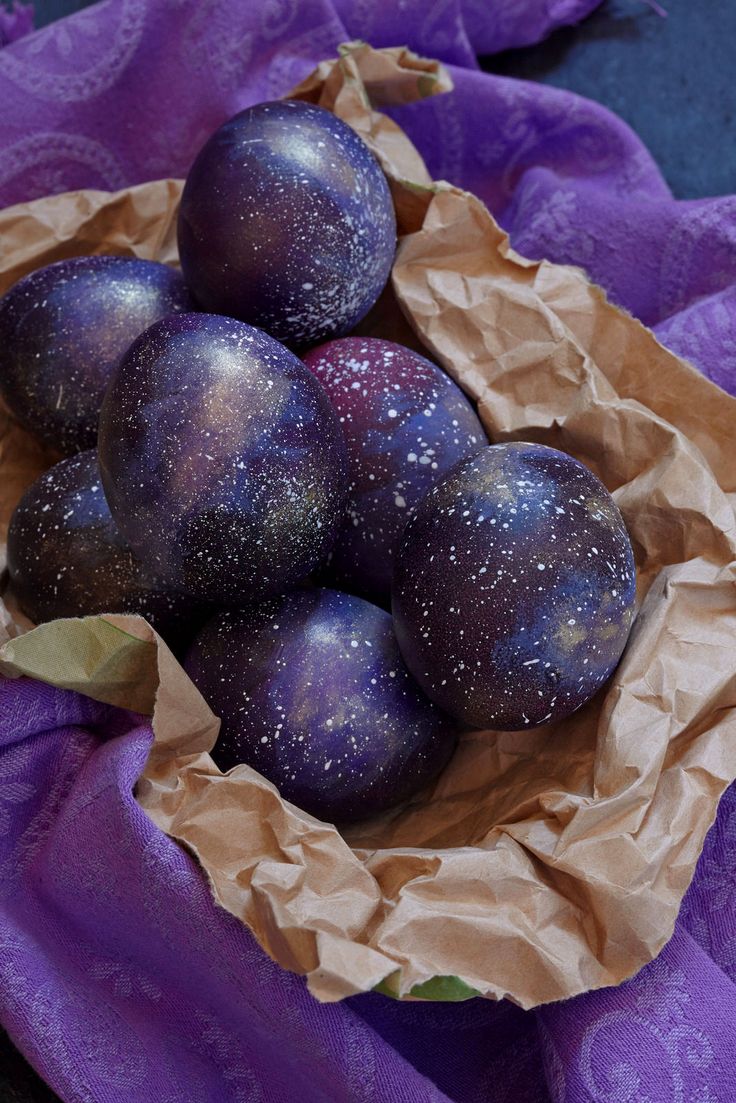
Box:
left=1, top=42, right=736, bottom=1007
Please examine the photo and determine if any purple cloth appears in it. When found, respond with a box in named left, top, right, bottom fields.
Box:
left=1, top=0, right=734, bottom=393
left=0, top=2, right=33, bottom=48
left=2, top=675, right=736, bottom=1103
left=2, top=2, right=736, bottom=1101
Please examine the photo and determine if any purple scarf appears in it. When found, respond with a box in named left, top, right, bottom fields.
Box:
left=2, top=3, right=735, bottom=1100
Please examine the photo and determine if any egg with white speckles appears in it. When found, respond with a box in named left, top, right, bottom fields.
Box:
left=98, top=312, right=348, bottom=604
left=177, top=100, right=396, bottom=347
left=302, top=337, right=487, bottom=603
left=0, top=256, right=194, bottom=454
left=7, top=451, right=197, bottom=643
left=392, top=442, right=637, bottom=730
left=184, top=588, right=458, bottom=823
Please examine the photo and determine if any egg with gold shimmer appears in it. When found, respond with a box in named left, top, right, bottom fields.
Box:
left=0, top=256, right=194, bottom=454
left=98, top=313, right=348, bottom=604
left=6, top=451, right=196, bottom=644
left=392, top=442, right=637, bottom=730
left=184, top=588, right=458, bottom=823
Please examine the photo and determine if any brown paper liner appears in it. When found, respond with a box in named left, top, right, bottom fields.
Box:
left=1, top=42, right=736, bottom=1007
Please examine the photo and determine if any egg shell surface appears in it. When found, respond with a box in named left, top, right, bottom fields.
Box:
left=98, top=312, right=348, bottom=603
left=184, top=587, right=458, bottom=823
left=177, top=100, right=396, bottom=347
left=7, top=450, right=196, bottom=644
left=392, top=442, right=637, bottom=730
left=0, top=255, right=193, bottom=453
left=302, top=336, right=487, bottom=603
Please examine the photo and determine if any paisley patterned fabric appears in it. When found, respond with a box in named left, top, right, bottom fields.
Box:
left=2, top=2, right=736, bottom=1100
left=1, top=675, right=735, bottom=1102
left=1, top=0, right=734, bottom=394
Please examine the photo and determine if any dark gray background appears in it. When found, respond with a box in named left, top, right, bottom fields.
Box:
left=0, top=0, right=734, bottom=1100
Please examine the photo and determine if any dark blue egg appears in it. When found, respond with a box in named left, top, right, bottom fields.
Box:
left=303, top=337, right=487, bottom=603
left=184, top=588, right=458, bottom=824
left=392, top=443, right=637, bottom=730
left=6, top=450, right=196, bottom=644
left=177, top=100, right=396, bottom=347
left=97, top=313, right=348, bottom=604
left=0, top=256, right=194, bottom=454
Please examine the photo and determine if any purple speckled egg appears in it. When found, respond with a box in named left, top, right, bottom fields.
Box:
left=302, top=337, right=487, bottom=603
left=177, top=100, right=396, bottom=347
left=7, top=450, right=197, bottom=644
left=184, top=588, right=457, bottom=823
left=393, top=443, right=637, bottom=730
left=98, top=312, right=348, bottom=604
left=0, top=256, right=194, bottom=454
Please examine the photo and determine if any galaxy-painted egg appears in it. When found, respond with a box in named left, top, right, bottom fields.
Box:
left=303, top=337, right=487, bottom=602
left=184, top=588, right=458, bottom=823
left=392, top=442, right=637, bottom=730
left=98, top=313, right=348, bottom=604
left=177, top=100, right=396, bottom=347
left=7, top=451, right=196, bottom=642
left=0, top=256, right=194, bottom=454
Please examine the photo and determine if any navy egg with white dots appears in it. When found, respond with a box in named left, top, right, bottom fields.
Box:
left=177, top=99, right=396, bottom=347
left=0, top=255, right=194, bottom=454
left=184, top=588, right=458, bottom=824
left=392, top=442, right=637, bottom=730
left=7, top=450, right=196, bottom=644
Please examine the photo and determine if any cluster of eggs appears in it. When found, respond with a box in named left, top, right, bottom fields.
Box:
left=0, top=100, right=636, bottom=824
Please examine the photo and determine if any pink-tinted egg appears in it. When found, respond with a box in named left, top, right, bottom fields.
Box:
left=303, top=337, right=486, bottom=602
